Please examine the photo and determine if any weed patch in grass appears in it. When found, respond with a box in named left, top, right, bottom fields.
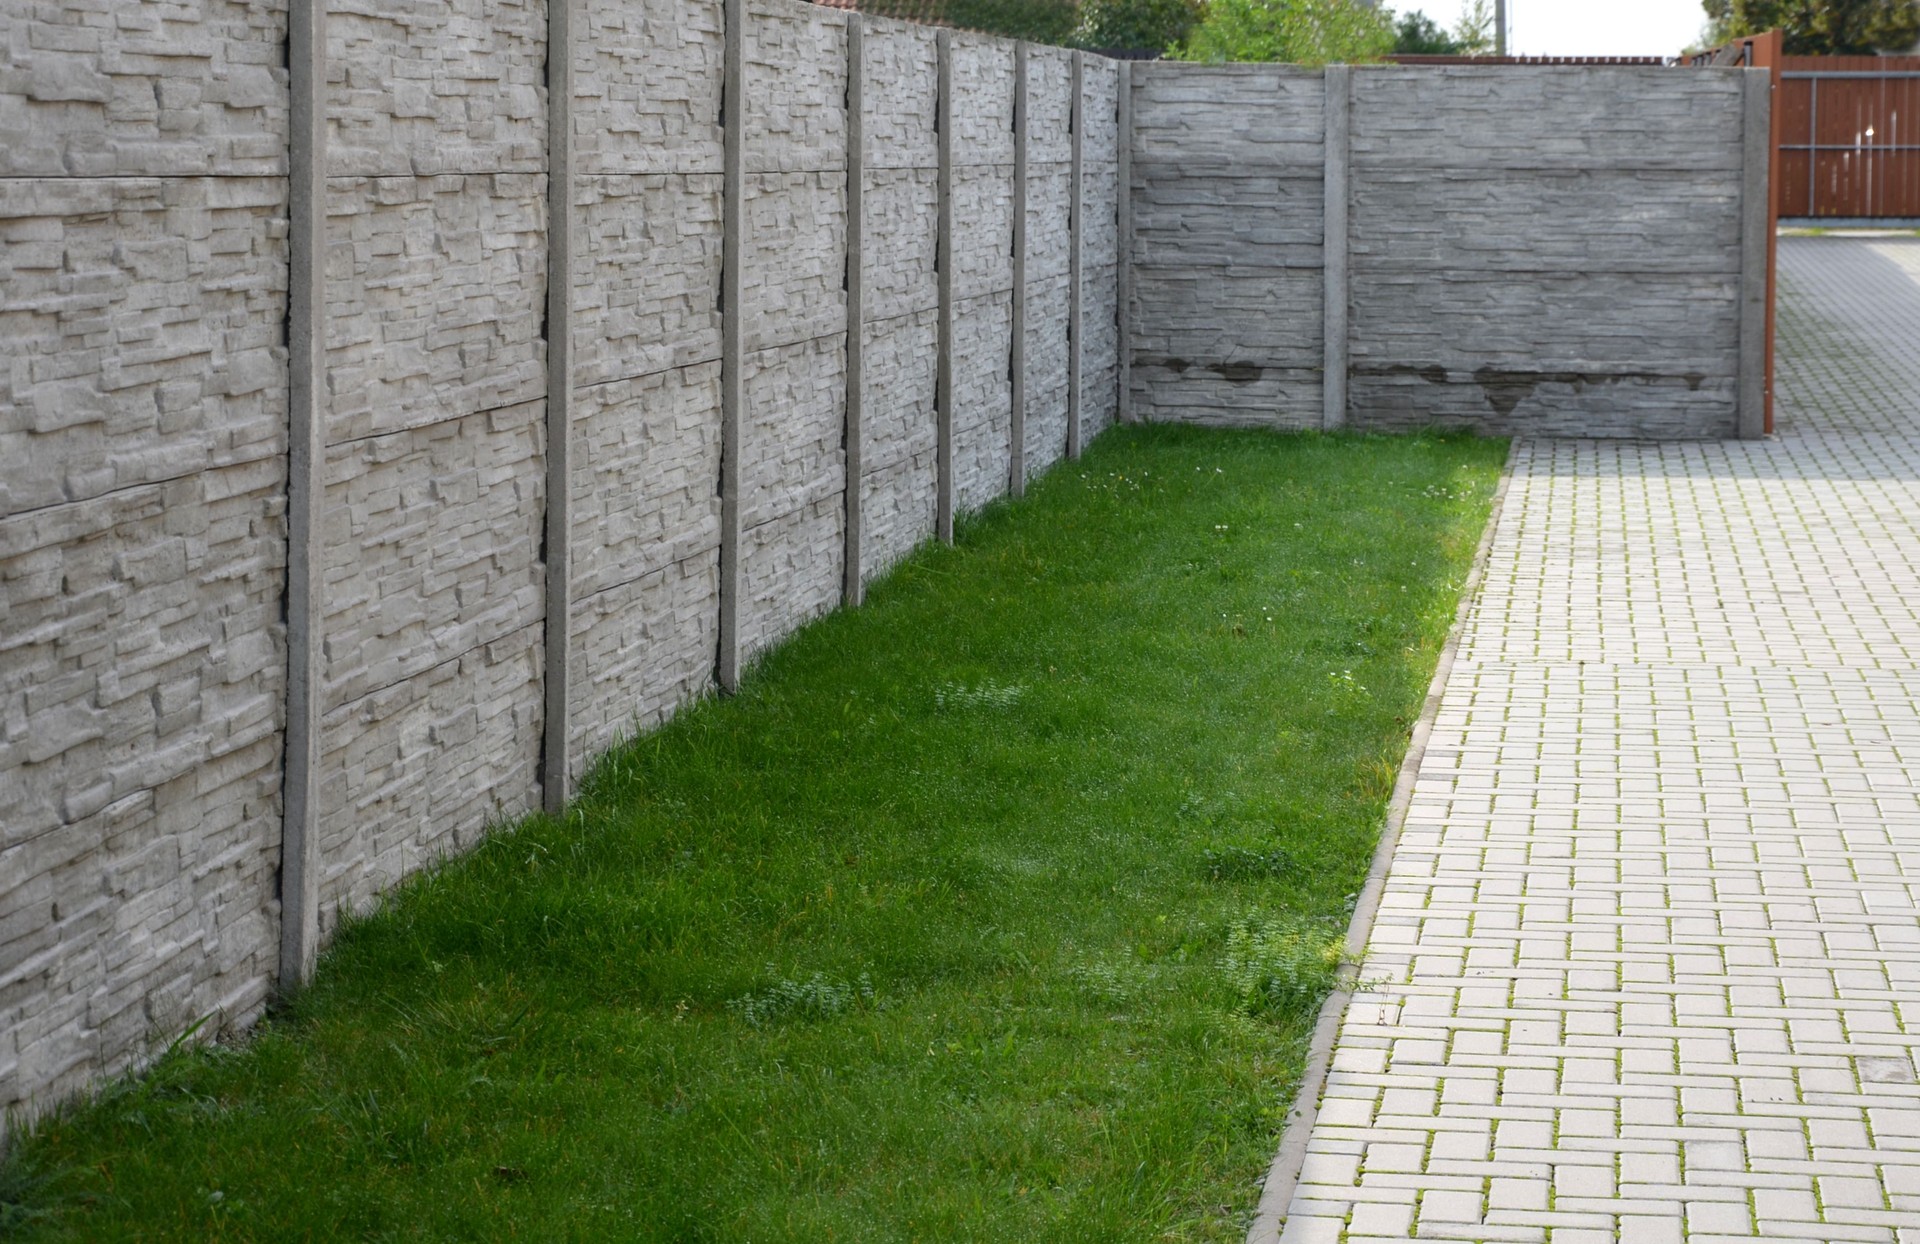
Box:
left=3, top=425, right=1505, bottom=1242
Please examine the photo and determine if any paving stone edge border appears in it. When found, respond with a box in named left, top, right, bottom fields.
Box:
left=1242, top=434, right=1520, bottom=1244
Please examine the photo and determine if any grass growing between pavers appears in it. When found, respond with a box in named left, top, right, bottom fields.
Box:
left=2, top=425, right=1505, bottom=1242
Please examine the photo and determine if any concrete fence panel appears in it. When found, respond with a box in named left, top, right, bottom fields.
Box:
left=1346, top=66, right=1747, bottom=437
left=1, top=7, right=1766, bottom=1132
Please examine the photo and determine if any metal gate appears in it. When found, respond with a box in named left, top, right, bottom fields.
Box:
left=1777, top=56, right=1920, bottom=220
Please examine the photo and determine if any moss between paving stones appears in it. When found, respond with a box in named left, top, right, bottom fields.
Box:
left=2, top=424, right=1505, bottom=1243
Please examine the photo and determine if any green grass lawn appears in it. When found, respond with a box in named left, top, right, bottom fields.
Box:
left=3, top=425, right=1505, bottom=1242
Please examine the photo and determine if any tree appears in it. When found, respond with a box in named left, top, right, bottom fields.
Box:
left=1393, top=9, right=1465, bottom=53
left=1702, top=0, right=1920, bottom=53
left=1074, top=0, right=1207, bottom=52
left=1175, top=0, right=1396, bottom=64
left=1452, top=0, right=1496, bottom=53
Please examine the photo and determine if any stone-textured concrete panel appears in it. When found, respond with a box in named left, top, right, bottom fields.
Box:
left=1134, top=265, right=1323, bottom=368
left=950, top=36, right=1013, bottom=165
left=0, top=176, right=287, bottom=515
left=317, top=623, right=543, bottom=929
left=1081, top=56, right=1118, bottom=166
left=1080, top=159, right=1119, bottom=289
left=1083, top=262, right=1119, bottom=438
left=0, top=456, right=285, bottom=1120
left=1348, top=270, right=1740, bottom=374
left=577, top=0, right=723, bottom=176
left=863, top=166, right=936, bottom=321
left=1135, top=363, right=1320, bottom=429
left=1130, top=64, right=1323, bottom=172
left=861, top=19, right=937, bottom=172
left=1351, top=65, right=1745, bottom=170
left=324, top=173, right=546, bottom=442
left=327, top=0, right=545, bottom=178
left=1023, top=273, right=1070, bottom=477
left=1347, top=370, right=1737, bottom=438
left=740, top=496, right=842, bottom=663
left=743, top=169, right=847, bottom=352
left=953, top=290, right=1012, bottom=515
left=860, top=309, right=936, bottom=582
left=571, top=363, right=721, bottom=599
left=1026, top=164, right=1071, bottom=282
left=742, top=336, right=845, bottom=532
left=1027, top=47, right=1073, bottom=166
left=1132, top=175, right=1322, bottom=265
left=570, top=554, right=718, bottom=761
left=1351, top=169, right=1740, bottom=273
left=320, top=401, right=546, bottom=709
left=953, top=163, right=1014, bottom=301
left=574, top=173, right=722, bottom=388
left=0, top=0, right=288, bottom=178
left=746, top=0, right=847, bottom=175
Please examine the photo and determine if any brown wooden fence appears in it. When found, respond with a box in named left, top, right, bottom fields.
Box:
left=1776, top=54, right=1920, bottom=219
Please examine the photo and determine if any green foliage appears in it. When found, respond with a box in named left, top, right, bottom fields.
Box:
left=1703, top=0, right=1920, bottom=53
left=1176, top=0, right=1396, bottom=65
left=1392, top=9, right=1464, bottom=53
left=1075, top=0, right=1207, bottom=51
left=1221, top=916, right=1346, bottom=1015
left=1452, top=0, right=1496, bottom=52
left=3, top=427, right=1505, bottom=1243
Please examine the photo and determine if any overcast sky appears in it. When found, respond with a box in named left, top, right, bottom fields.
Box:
left=1408, top=0, right=1710, bottom=58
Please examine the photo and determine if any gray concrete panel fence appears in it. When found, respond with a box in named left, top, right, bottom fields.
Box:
left=0, top=0, right=1122, bottom=1129
left=1128, top=62, right=1772, bottom=438
left=1, top=0, right=1761, bottom=1130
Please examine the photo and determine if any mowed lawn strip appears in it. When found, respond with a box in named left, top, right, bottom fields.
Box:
left=4, top=425, right=1506, bottom=1242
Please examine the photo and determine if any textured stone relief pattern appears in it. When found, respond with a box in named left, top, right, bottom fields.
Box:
left=0, top=457, right=286, bottom=1118
left=0, top=0, right=288, bottom=178
left=856, top=21, right=938, bottom=590
left=739, top=10, right=848, bottom=661
left=577, top=0, right=722, bottom=175
left=573, top=173, right=721, bottom=387
left=862, top=19, right=937, bottom=170
left=953, top=290, right=1013, bottom=515
left=319, top=401, right=545, bottom=710
left=1078, top=58, right=1121, bottom=438
left=860, top=309, right=937, bottom=585
left=570, top=365, right=721, bottom=601
left=324, top=173, right=547, bottom=442
left=567, top=364, right=720, bottom=759
left=1026, top=47, right=1072, bottom=166
left=1083, top=260, right=1120, bottom=437
left=570, top=556, right=719, bottom=759
left=0, top=0, right=1133, bottom=1127
left=316, top=624, right=543, bottom=927
left=326, top=0, right=545, bottom=177
left=746, top=0, right=847, bottom=174
left=1347, top=67, right=1745, bottom=435
left=1129, top=64, right=1324, bottom=426
left=743, top=170, right=847, bottom=351
left=1023, top=274, right=1070, bottom=476
left=0, top=177, right=288, bottom=515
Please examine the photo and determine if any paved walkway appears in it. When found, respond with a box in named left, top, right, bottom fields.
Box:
left=1278, top=235, right=1920, bottom=1243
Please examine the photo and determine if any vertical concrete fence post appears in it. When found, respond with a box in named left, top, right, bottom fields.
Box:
left=1010, top=44, right=1029, bottom=496
left=718, top=0, right=747, bottom=690
left=543, top=0, right=575, bottom=810
left=281, top=0, right=327, bottom=988
left=936, top=30, right=956, bottom=541
left=1738, top=65, right=1771, bottom=441
left=844, top=16, right=866, bottom=606
left=1116, top=60, right=1133, bottom=423
left=1321, top=65, right=1351, bottom=431
left=1067, top=52, right=1084, bottom=460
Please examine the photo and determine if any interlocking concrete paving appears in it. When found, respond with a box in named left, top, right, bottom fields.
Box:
left=1278, top=236, right=1920, bottom=1242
